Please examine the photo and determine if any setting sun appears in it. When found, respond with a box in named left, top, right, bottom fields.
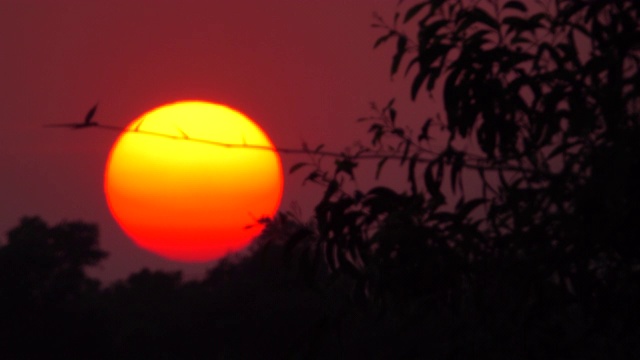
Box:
left=104, top=101, right=283, bottom=262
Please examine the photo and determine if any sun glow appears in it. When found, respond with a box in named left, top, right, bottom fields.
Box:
left=104, top=101, right=283, bottom=262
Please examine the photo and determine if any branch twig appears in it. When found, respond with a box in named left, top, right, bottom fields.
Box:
left=48, top=122, right=544, bottom=174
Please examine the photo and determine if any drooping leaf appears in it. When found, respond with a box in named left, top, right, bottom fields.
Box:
left=383, top=97, right=396, bottom=111
left=418, top=118, right=433, bottom=142
left=585, top=1, right=609, bottom=23
left=456, top=198, right=487, bottom=219
left=375, top=157, right=389, bottom=180
left=510, top=36, right=530, bottom=45
left=374, top=30, right=396, bottom=49
left=503, top=16, right=529, bottom=35
left=546, top=140, right=582, bottom=160
left=391, top=36, right=408, bottom=75
left=424, top=158, right=444, bottom=200
left=369, top=123, right=384, bottom=145
left=458, top=7, right=500, bottom=31
left=503, top=1, right=527, bottom=13
left=404, top=57, right=421, bottom=76
left=404, top=2, right=429, bottom=23
left=419, top=19, right=450, bottom=43
left=557, top=1, right=588, bottom=22
left=426, top=62, right=444, bottom=91
left=450, top=152, right=464, bottom=193
left=303, top=171, right=320, bottom=184
left=417, top=0, right=447, bottom=25
left=528, top=12, right=550, bottom=28
left=366, top=186, right=398, bottom=198
left=477, top=121, right=497, bottom=157
left=389, top=108, right=397, bottom=124
left=443, top=68, right=463, bottom=126
left=400, top=139, right=411, bottom=165
left=464, top=29, right=493, bottom=48
left=411, top=70, right=429, bottom=100
left=391, top=128, right=405, bottom=137
left=325, top=241, right=338, bottom=273
left=289, top=162, right=309, bottom=174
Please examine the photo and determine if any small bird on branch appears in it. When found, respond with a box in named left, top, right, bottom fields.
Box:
left=44, top=103, right=99, bottom=129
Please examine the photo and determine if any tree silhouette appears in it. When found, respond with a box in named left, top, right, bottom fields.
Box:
left=0, top=216, right=107, bottom=304
left=288, top=0, right=640, bottom=357
left=0, top=216, right=109, bottom=358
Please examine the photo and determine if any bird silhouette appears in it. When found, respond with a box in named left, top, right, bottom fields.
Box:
left=44, top=103, right=99, bottom=129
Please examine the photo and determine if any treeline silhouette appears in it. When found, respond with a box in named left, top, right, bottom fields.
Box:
left=0, top=215, right=413, bottom=359
left=1, top=212, right=638, bottom=359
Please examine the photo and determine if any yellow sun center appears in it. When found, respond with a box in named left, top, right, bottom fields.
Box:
left=104, top=101, right=283, bottom=262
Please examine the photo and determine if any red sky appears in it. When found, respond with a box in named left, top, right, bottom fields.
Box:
left=1, top=0, right=421, bottom=282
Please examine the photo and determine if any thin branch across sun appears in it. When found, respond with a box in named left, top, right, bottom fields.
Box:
left=106, top=101, right=286, bottom=262
left=45, top=102, right=546, bottom=177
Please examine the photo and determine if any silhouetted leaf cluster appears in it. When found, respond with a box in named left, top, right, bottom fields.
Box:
left=287, top=0, right=640, bottom=357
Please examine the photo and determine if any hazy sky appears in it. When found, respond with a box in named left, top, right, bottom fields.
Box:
left=0, top=0, right=422, bottom=282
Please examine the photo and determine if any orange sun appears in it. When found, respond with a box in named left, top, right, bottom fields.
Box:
left=104, top=100, right=283, bottom=262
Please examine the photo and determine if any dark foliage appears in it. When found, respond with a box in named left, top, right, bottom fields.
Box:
left=288, top=0, right=640, bottom=358
left=0, top=216, right=357, bottom=359
left=0, top=216, right=108, bottom=358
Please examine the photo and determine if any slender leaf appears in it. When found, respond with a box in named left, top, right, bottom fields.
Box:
left=389, top=108, right=397, bottom=124
left=450, top=152, right=464, bottom=193
left=503, top=1, right=527, bottom=13
left=411, top=70, right=429, bottom=100
left=457, top=198, right=487, bottom=218
left=546, top=140, right=582, bottom=160
left=404, top=2, right=429, bottom=23
left=391, top=36, right=408, bottom=75
left=418, top=19, right=450, bottom=44
left=374, top=30, right=396, bottom=49
left=460, top=8, right=500, bottom=31
left=424, top=159, right=444, bottom=200
left=289, top=162, right=309, bottom=174
left=400, top=139, right=411, bottom=165
left=375, top=157, right=389, bottom=180
left=418, top=118, right=433, bottom=142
